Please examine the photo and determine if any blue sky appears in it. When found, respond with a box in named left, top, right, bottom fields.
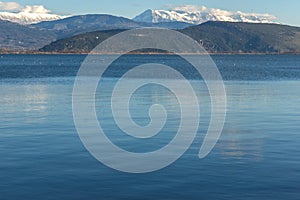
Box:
left=1, top=0, right=299, bottom=26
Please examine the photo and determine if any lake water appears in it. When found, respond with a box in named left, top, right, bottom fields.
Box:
left=0, top=54, right=300, bottom=199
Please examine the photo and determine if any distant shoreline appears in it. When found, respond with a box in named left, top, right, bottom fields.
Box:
left=1, top=51, right=300, bottom=55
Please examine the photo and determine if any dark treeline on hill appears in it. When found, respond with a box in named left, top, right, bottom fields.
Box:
left=40, top=29, right=125, bottom=53
left=40, top=21, right=300, bottom=53
left=181, top=21, right=300, bottom=53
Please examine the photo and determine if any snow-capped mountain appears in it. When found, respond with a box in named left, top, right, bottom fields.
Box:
left=133, top=6, right=277, bottom=24
left=0, top=11, right=67, bottom=25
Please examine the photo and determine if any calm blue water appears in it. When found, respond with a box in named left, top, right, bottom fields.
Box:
left=0, top=54, right=300, bottom=199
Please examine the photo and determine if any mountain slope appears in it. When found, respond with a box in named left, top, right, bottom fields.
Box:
left=39, top=22, right=300, bottom=53
left=0, top=20, right=56, bottom=50
left=0, top=14, right=193, bottom=51
left=133, top=7, right=277, bottom=25
left=181, top=21, right=300, bottom=53
left=32, top=14, right=193, bottom=39
left=40, top=29, right=125, bottom=53
left=32, top=14, right=142, bottom=39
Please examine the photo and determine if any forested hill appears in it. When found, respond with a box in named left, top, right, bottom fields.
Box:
left=40, top=21, right=300, bottom=53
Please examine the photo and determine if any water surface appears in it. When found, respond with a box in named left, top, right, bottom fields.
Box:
left=0, top=54, right=299, bottom=199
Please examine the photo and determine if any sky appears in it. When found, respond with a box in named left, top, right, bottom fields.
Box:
left=0, top=0, right=299, bottom=26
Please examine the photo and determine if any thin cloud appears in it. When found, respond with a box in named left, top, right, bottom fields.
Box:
left=173, top=5, right=206, bottom=12
left=163, top=4, right=174, bottom=10
left=0, top=1, right=22, bottom=11
left=21, top=5, right=51, bottom=13
left=0, top=1, right=52, bottom=13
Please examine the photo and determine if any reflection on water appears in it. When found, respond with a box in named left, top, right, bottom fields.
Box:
left=22, top=85, right=48, bottom=112
left=217, top=81, right=300, bottom=163
left=1, top=84, right=49, bottom=112
left=1, top=84, right=52, bottom=130
left=219, top=128, right=264, bottom=162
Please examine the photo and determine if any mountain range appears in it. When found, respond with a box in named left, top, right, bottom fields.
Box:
left=0, top=7, right=299, bottom=53
left=40, top=21, right=300, bottom=53
left=133, top=6, right=277, bottom=25
left=32, top=14, right=193, bottom=39
left=0, top=14, right=194, bottom=50
left=0, top=6, right=278, bottom=25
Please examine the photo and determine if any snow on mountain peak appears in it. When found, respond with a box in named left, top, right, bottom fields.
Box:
left=0, top=11, right=67, bottom=24
left=133, top=6, right=278, bottom=24
left=0, top=4, right=68, bottom=24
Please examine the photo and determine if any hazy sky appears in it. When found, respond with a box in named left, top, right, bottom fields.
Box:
left=0, top=0, right=299, bottom=26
